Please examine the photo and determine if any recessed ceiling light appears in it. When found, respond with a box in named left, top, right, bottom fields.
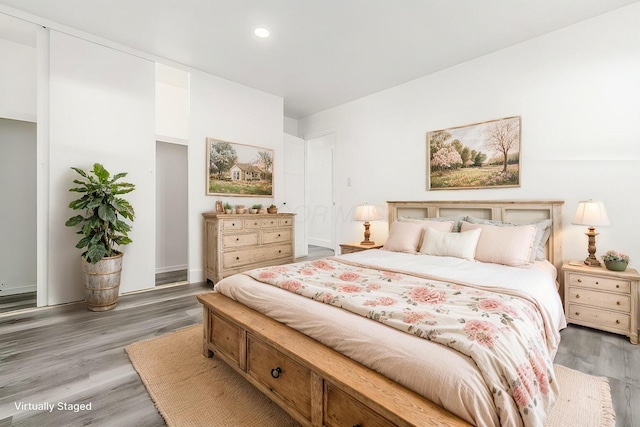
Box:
left=254, top=27, right=270, bottom=38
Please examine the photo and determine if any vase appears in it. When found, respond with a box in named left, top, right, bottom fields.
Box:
left=82, top=253, right=123, bottom=311
left=604, top=260, right=628, bottom=272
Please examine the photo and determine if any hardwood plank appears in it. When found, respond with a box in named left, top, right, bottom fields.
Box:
left=0, top=279, right=637, bottom=426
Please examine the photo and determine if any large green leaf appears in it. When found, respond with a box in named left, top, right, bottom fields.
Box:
left=92, top=163, right=109, bottom=182
left=65, top=215, right=84, bottom=227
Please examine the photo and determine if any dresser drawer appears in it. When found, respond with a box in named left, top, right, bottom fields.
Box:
left=566, top=287, right=630, bottom=313
left=567, top=303, right=630, bottom=331
left=567, top=273, right=630, bottom=293
left=210, top=313, right=243, bottom=367
left=278, top=217, right=293, bottom=227
left=263, top=229, right=292, bottom=245
left=222, top=219, right=244, bottom=231
left=222, top=244, right=292, bottom=268
left=325, top=382, right=388, bottom=427
left=247, top=335, right=312, bottom=421
left=222, top=232, right=259, bottom=248
left=261, top=218, right=279, bottom=228
left=243, top=218, right=262, bottom=229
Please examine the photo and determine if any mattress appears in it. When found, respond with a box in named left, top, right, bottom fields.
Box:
left=214, top=250, right=566, bottom=426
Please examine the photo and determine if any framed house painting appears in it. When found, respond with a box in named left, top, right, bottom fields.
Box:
left=206, top=138, right=274, bottom=196
left=427, top=116, right=521, bottom=190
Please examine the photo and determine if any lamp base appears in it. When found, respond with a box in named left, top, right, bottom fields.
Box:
left=583, top=256, right=601, bottom=267
left=360, top=240, right=375, bottom=245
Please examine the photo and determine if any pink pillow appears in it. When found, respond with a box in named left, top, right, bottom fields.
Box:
left=460, top=221, right=537, bottom=266
left=383, top=221, right=425, bottom=253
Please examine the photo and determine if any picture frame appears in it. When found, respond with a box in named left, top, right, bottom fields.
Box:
left=427, top=116, right=521, bottom=190
left=206, top=138, right=274, bottom=197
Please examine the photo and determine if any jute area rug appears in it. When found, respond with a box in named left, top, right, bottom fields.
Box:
left=125, top=324, right=615, bottom=427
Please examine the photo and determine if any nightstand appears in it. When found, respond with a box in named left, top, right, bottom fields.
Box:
left=339, top=242, right=384, bottom=255
left=562, top=261, right=639, bottom=344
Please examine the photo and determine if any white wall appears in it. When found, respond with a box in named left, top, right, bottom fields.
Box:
left=0, top=118, right=36, bottom=296
left=0, top=38, right=36, bottom=122
left=188, top=69, right=284, bottom=282
left=298, top=4, right=640, bottom=266
left=48, top=31, right=156, bottom=304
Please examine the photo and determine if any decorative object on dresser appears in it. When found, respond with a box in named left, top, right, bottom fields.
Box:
left=562, top=261, right=639, bottom=344
left=601, top=250, right=630, bottom=272
left=572, top=199, right=610, bottom=266
left=223, top=202, right=233, bottom=214
left=354, top=203, right=379, bottom=245
left=65, top=163, right=135, bottom=311
left=267, top=204, right=278, bottom=214
left=339, top=242, right=384, bottom=254
left=202, top=212, right=295, bottom=283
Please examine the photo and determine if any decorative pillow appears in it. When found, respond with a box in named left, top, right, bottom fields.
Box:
left=401, top=215, right=465, bottom=232
left=460, top=221, right=537, bottom=266
left=383, top=221, right=425, bottom=253
left=464, top=217, right=552, bottom=261
left=419, top=227, right=482, bottom=261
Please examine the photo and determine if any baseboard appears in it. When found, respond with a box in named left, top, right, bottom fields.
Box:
left=0, top=284, right=37, bottom=296
left=155, top=264, right=188, bottom=274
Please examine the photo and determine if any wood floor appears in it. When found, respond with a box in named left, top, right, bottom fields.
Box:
left=1, top=249, right=638, bottom=426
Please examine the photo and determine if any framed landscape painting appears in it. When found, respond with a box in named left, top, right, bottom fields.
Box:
left=206, top=138, right=274, bottom=196
left=427, top=116, right=521, bottom=190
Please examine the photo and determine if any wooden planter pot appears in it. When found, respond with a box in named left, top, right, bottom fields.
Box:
left=82, top=252, right=123, bottom=311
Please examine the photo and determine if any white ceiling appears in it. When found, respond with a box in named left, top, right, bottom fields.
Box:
left=1, top=0, right=638, bottom=119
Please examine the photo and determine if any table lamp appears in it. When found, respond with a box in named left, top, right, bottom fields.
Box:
left=572, top=200, right=610, bottom=266
left=355, top=204, right=379, bottom=245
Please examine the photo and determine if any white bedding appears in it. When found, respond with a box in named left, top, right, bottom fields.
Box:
left=214, top=250, right=566, bottom=427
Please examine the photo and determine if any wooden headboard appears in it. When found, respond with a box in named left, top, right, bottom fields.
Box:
left=387, top=200, right=564, bottom=273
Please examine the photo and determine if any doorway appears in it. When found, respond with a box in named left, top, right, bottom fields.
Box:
left=0, top=118, right=37, bottom=312
left=155, top=141, right=188, bottom=286
left=305, top=133, right=335, bottom=251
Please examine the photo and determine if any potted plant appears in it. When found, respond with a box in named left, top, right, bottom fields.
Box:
left=223, top=202, right=233, bottom=214
left=65, top=163, right=135, bottom=311
left=602, top=250, right=630, bottom=272
left=267, top=204, right=278, bottom=214
left=250, top=204, right=262, bottom=214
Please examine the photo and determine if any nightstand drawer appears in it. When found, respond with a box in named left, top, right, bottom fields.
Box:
left=567, top=303, right=630, bottom=331
left=566, top=287, right=630, bottom=313
left=567, top=273, right=630, bottom=293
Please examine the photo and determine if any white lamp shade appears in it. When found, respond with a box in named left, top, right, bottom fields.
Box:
left=572, top=200, right=610, bottom=227
left=355, top=204, right=379, bottom=221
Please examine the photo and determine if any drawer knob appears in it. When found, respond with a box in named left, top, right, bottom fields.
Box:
left=595, top=281, right=599, bottom=285
left=617, top=301, right=621, bottom=305
left=616, top=284, right=620, bottom=288
left=575, top=312, right=580, bottom=316
left=616, top=320, right=621, bottom=324
left=236, top=256, right=240, bottom=260
left=270, top=367, right=282, bottom=379
left=577, top=278, right=582, bottom=283
left=278, top=250, right=282, bottom=253
left=353, top=425, right=361, bottom=427
left=278, top=234, right=281, bottom=237
left=575, top=294, right=580, bottom=299
left=232, top=223, right=235, bottom=226
left=236, top=238, right=240, bottom=241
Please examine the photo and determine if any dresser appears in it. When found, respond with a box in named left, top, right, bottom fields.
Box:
left=562, top=261, right=639, bottom=344
left=203, top=212, right=295, bottom=283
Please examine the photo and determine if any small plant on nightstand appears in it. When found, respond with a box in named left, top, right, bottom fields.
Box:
left=602, top=250, right=630, bottom=271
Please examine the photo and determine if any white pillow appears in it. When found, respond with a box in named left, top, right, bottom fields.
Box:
left=460, top=221, right=537, bottom=266
left=419, top=227, right=481, bottom=261
left=383, top=221, right=425, bottom=253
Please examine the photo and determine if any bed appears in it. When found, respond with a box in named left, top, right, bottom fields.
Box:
left=198, top=200, right=566, bottom=427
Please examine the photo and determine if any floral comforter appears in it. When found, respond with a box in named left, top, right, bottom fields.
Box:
left=245, top=257, right=559, bottom=427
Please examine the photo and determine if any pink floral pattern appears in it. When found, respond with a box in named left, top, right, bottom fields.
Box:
left=246, top=258, right=558, bottom=426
